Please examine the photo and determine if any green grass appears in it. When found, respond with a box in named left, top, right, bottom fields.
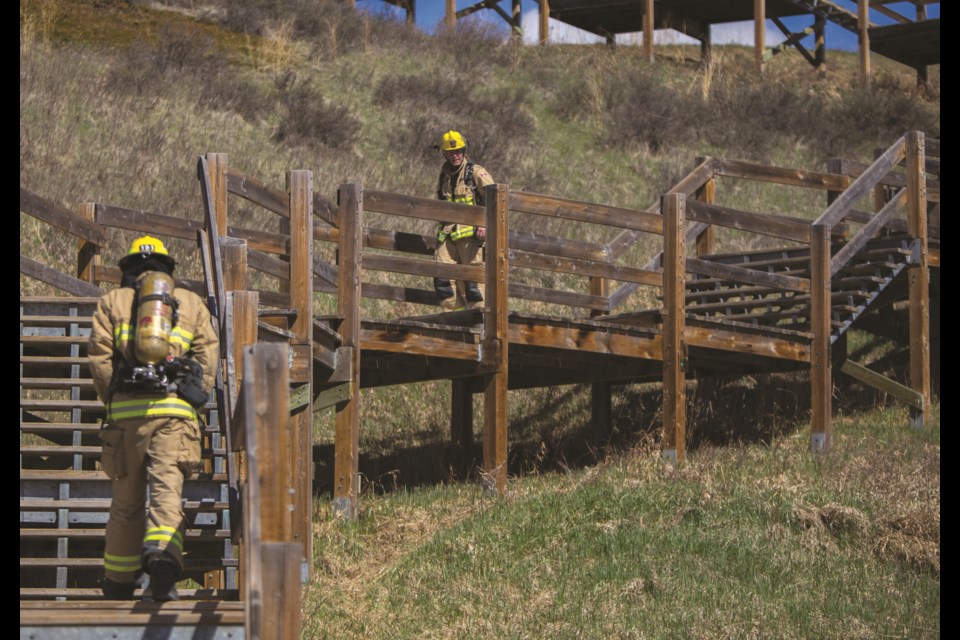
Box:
left=305, top=404, right=939, bottom=639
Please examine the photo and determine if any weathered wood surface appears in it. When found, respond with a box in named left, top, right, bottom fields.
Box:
left=685, top=326, right=810, bottom=362
left=248, top=247, right=290, bottom=280
left=361, top=328, right=479, bottom=359
left=685, top=199, right=812, bottom=243
left=21, top=188, right=108, bottom=244
left=483, top=184, right=509, bottom=493
left=363, top=252, right=484, bottom=282
left=816, top=137, right=906, bottom=229
left=839, top=360, right=924, bottom=408
left=20, top=601, right=245, bottom=626
left=506, top=322, right=661, bottom=360
left=508, top=282, right=608, bottom=311
left=830, top=188, right=907, bottom=276
left=510, top=191, right=664, bottom=234
left=365, top=189, right=485, bottom=226
left=21, top=256, right=105, bottom=297
left=839, top=159, right=941, bottom=203
left=810, top=224, right=833, bottom=451
left=662, top=193, right=686, bottom=461
left=226, top=167, right=288, bottom=217
left=713, top=159, right=850, bottom=191
left=687, top=257, right=811, bottom=293
left=96, top=203, right=202, bottom=240
left=510, top=249, right=663, bottom=287
left=906, top=131, right=931, bottom=425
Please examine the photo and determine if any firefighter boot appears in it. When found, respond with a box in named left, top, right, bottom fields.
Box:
left=145, top=557, right=180, bottom=602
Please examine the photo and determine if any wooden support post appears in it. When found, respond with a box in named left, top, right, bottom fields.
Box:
left=814, top=13, right=826, bottom=76
left=405, top=0, right=415, bottom=24
left=253, top=344, right=293, bottom=543
left=694, top=163, right=715, bottom=258
left=700, top=26, right=712, bottom=69
left=589, top=276, right=612, bottom=433
left=643, top=0, right=654, bottom=63
left=662, top=193, right=686, bottom=462
left=259, top=542, right=302, bottom=640
left=483, top=184, right=509, bottom=492
left=858, top=0, right=870, bottom=86
left=287, top=171, right=313, bottom=570
left=76, top=203, right=100, bottom=284
left=810, top=224, right=832, bottom=452
left=206, top=153, right=229, bottom=238
left=222, top=238, right=248, bottom=292
left=754, top=0, right=765, bottom=73
left=445, top=0, right=456, bottom=30
left=916, top=3, right=928, bottom=87
left=334, top=184, right=363, bottom=519
left=512, top=0, right=522, bottom=40
left=539, top=0, right=549, bottom=45
left=905, top=131, right=930, bottom=427
left=451, top=379, right=474, bottom=479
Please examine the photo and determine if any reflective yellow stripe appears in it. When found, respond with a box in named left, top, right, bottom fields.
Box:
left=169, top=327, right=193, bottom=351
left=144, top=527, right=184, bottom=550
left=450, top=226, right=475, bottom=241
left=114, top=323, right=131, bottom=347
left=103, top=553, right=141, bottom=573
left=108, top=397, right=197, bottom=421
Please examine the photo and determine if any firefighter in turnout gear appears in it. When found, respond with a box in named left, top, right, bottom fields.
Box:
left=434, top=130, right=496, bottom=311
left=89, top=236, right=219, bottom=601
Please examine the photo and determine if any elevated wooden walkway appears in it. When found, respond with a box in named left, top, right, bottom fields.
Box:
left=20, top=132, right=939, bottom=637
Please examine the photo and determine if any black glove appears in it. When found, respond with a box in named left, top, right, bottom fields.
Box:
left=172, top=358, right=209, bottom=409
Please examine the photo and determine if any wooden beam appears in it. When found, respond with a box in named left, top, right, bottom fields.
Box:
left=810, top=224, right=832, bottom=452
left=334, top=184, right=362, bottom=520
left=694, top=169, right=715, bottom=257
left=685, top=326, right=809, bottom=363
left=361, top=328, right=478, bottom=360
left=483, top=184, right=509, bottom=493
left=858, top=0, right=870, bottom=85
left=287, top=170, right=313, bottom=570
left=21, top=256, right=104, bottom=297
left=510, top=191, right=664, bottom=235
left=754, top=0, right=765, bottom=73
left=207, top=153, right=229, bottom=239
left=221, top=238, right=248, bottom=292
left=687, top=257, right=810, bottom=293
left=643, top=0, right=654, bottom=63
left=229, top=291, right=260, bottom=451
left=508, top=282, right=608, bottom=311
left=906, top=131, right=930, bottom=427
left=258, top=542, right=301, bottom=640
left=539, top=0, right=549, bottom=45
left=839, top=360, right=923, bottom=409
left=363, top=252, right=484, bottom=282
left=510, top=249, right=663, bottom=287
left=686, top=199, right=812, bottom=243
left=226, top=168, right=288, bottom=218
left=815, top=137, right=905, bottom=230
left=662, top=193, right=686, bottom=462
left=713, top=159, right=850, bottom=191
left=76, top=203, right=101, bottom=285
left=364, top=190, right=484, bottom=227
left=253, top=344, right=293, bottom=543
left=814, top=13, right=826, bottom=73
left=20, top=188, right=107, bottom=244
left=590, top=276, right=612, bottom=433
left=830, top=188, right=906, bottom=277
left=445, top=0, right=455, bottom=29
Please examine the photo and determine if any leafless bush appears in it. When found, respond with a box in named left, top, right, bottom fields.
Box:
left=272, top=73, right=360, bottom=150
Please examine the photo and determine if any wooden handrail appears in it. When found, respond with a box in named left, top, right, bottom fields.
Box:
left=815, top=136, right=906, bottom=229
left=21, top=188, right=108, bottom=245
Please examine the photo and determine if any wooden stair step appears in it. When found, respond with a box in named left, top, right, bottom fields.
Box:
left=21, top=377, right=95, bottom=390
left=20, top=314, right=93, bottom=327
left=20, top=422, right=102, bottom=435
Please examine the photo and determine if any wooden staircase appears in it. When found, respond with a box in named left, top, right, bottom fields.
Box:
left=20, top=296, right=241, bottom=636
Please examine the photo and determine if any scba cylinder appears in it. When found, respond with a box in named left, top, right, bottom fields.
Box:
left=134, top=271, right=176, bottom=365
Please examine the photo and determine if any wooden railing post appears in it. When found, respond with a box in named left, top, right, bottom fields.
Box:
left=643, top=0, right=654, bottom=63
left=906, top=131, right=930, bottom=427
left=810, top=223, right=832, bottom=452
left=662, top=193, right=686, bottom=462
left=539, top=0, right=549, bottom=45
left=694, top=159, right=716, bottom=258
left=858, top=0, right=870, bottom=86
left=287, top=170, right=314, bottom=569
left=483, top=184, right=509, bottom=493
left=222, top=238, right=248, bottom=292
left=589, top=277, right=612, bottom=433
left=206, top=153, right=229, bottom=237
left=334, top=184, right=362, bottom=519
left=754, top=0, right=765, bottom=73
left=76, top=202, right=100, bottom=284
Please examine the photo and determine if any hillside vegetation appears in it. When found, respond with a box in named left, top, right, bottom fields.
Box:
left=20, top=2, right=939, bottom=637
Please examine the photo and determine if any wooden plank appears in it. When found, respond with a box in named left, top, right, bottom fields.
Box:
left=76, top=202, right=101, bottom=285
left=95, top=203, right=202, bottom=240
left=259, top=542, right=302, bottom=640
left=254, top=344, right=292, bottom=543
left=363, top=252, right=484, bottom=282
left=508, top=282, right=608, bottom=311
left=20, top=188, right=108, bottom=244
left=858, top=0, right=870, bottom=84
left=314, top=193, right=338, bottom=227
left=839, top=360, right=923, bottom=408
left=686, top=199, right=812, bottom=243
left=830, top=188, right=907, bottom=277
left=810, top=224, right=832, bottom=452
left=694, top=171, right=715, bottom=257
left=685, top=326, right=810, bottom=362
left=361, top=227, right=434, bottom=256
left=926, top=139, right=939, bottom=157
left=227, top=225, right=288, bottom=255
left=839, top=159, right=940, bottom=203
left=229, top=291, right=259, bottom=452
left=222, top=238, right=248, bottom=292
left=816, top=137, right=905, bottom=229
left=248, top=247, right=289, bottom=280
left=226, top=167, right=288, bottom=217
left=687, top=257, right=811, bottom=293
left=510, top=249, right=663, bottom=287
left=19, top=315, right=93, bottom=327
left=661, top=194, right=686, bottom=461
left=755, top=0, right=765, bottom=72
left=334, top=184, right=362, bottom=520
left=365, top=189, right=485, bottom=226
left=361, top=328, right=478, bottom=359
left=359, top=282, right=439, bottom=306
left=713, top=159, right=851, bottom=191
left=21, top=256, right=104, bottom=297
left=507, top=323, right=661, bottom=360
left=483, top=184, right=509, bottom=493
left=509, top=191, right=664, bottom=234
left=906, top=131, right=930, bottom=427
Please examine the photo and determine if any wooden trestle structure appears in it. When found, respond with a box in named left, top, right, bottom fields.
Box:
left=20, top=132, right=938, bottom=637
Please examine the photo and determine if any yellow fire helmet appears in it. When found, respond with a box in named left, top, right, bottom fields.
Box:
left=440, top=130, right=467, bottom=152
left=118, top=235, right=176, bottom=273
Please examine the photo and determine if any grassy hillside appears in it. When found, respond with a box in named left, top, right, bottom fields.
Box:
left=20, top=3, right=939, bottom=636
